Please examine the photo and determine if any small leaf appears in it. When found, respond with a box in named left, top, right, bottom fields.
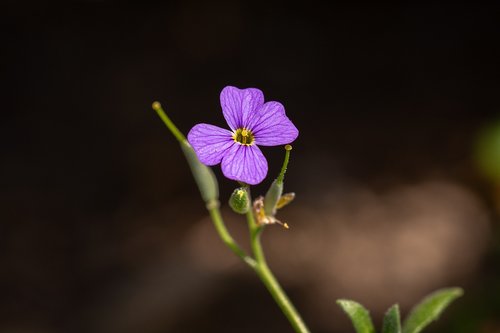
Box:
left=382, top=304, right=401, bottom=333
left=337, top=299, right=376, bottom=333
left=402, top=287, right=463, bottom=333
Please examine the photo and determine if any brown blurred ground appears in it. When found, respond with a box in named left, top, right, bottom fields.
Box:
left=1, top=2, right=500, bottom=333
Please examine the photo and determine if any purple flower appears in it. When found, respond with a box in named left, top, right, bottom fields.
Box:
left=187, top=86, right=299, bottom=185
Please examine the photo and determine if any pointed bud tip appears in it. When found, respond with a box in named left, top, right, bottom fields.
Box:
left=285, top=144, right=292, bottom=151
left=152, top=101, right=162, bottom=110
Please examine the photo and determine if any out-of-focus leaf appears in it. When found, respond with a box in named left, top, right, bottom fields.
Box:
left=402, top=287, right=463, bottom=333
left=475, top=120, right=500, bottom=183
left=337, top=299, right=375, bottom=333
left=382, top=304, right=401, bottom=333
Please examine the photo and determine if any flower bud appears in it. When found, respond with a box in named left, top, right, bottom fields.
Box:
left=229, top=187, right=250, bottom=214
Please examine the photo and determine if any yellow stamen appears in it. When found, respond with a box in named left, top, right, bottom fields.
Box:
left=233, top=127, right=255, bottom=146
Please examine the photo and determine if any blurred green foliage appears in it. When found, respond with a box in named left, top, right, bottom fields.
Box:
left=475, top=119, right=500, bottom=184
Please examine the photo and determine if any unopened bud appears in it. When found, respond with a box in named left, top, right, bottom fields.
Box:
left=229, top=187, right=250, bottom=214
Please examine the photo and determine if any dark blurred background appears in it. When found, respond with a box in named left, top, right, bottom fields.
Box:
left=2, top=2, right=500, bottom=333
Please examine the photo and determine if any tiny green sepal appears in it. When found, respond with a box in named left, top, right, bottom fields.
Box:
left=276, top=192, right=295, bottom=209
left=382, top=304, right=402, bottom=333
left=337, top=299, right=376, bottom=333
left=229, top=187, right=250, bottom=214
left=402, top=287, right=463, bottom=333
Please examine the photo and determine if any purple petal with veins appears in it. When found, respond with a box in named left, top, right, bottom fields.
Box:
left=221, top=144, right=268, bottom=185
left=247, top=101, right=299, bottom=146
left=187, top=123, right=234, bottom=166
left=220, top=86, right=264, bottom=130
left=188, top=86, right=298, bottom=185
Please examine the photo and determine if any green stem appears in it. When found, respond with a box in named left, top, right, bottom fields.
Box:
left=207, top=201, right=257, bottom=268
left=152, top=101, right=186, bottom=143
left=277, top=144, right=292, bottom=184
left=245, top=189, right=310, bottom=333
left=152, top=102, right=254, bottom=268
left=152, top=103, right=308, bottom=332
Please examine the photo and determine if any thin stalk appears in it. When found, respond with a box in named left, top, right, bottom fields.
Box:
left=153, top=103, right=309, bottom=332
left=152, top=102, right=254, bottom=268
left=152, top=101, right=186, bottom=143
left=207, top=201, right=257, bottom=268
left=277, top=144, right=292, bottom=184
left=245, top=189, right=310, bottom=333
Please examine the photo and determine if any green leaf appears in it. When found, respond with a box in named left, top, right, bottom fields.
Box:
left=402, top=287, right=464, bottom=333
left=475, top=119, right=500, bottom=183
left=382, top=304, right=401, bottom=333
left=337, top=299, right=376, bottom=333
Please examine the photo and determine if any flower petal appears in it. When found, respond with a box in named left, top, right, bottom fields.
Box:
left=247, top=101, right=299, bottom=146
left=221, top=144, right=268, bottom=185
left=220, top=86, right=264, bottom=130
left=187, top=123, right=235, bottom=166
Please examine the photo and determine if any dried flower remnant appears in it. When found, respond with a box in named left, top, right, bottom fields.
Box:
left=187, top=86, right=299, bottom=185
left=253, top=191, right=295, bottom=229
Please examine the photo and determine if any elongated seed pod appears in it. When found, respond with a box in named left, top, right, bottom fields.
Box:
left=264, top=179, right=283, bottom=216
left=181, top=141, right=219, bottom=204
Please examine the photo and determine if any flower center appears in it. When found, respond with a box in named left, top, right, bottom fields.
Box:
left=233, top=128, right=255, bottom=146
